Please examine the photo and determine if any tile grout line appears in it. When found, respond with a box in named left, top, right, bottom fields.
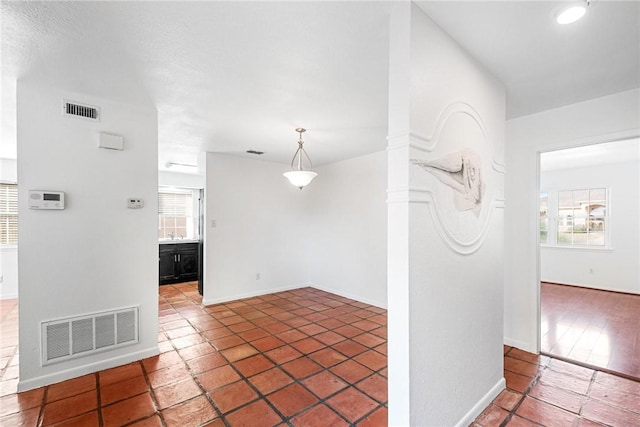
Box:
left=540, top=351, right=640, bottom=383
left=36, top=381, right=48, bottom=427
left=1, top=283, right=387, bottom=427
left=498, top=348, right=549, bottom=427
left=172, top=288, right=309, bottom=426
left=497, top=347, right=640, bottom=426
left=179, top=292, right=285, bottom=426
left=167, top=291, right=232, bottom=427
left=192, top=285, right=387, bottom=425
left=579, top=368, right=599, bottom=418
left=95, top=372, right=104, bottom=427
left=253, top=294, right=388, bottom=425
left=190, top=289, right=385, bottom=426
left=182, top=315, right=257, bottom=426
left=139, top=358, right=168, bottom=427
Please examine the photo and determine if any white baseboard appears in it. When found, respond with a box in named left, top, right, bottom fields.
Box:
left=202, top=283, right=386, bottom=309
left=455, top=377, right=505, bottom=427
left=310, top=283, right=387, bottom=309
left=17, top=346, right=159, bottom=392
left=201, top=283, right=312, bottom=306
left=504, top=336, right=538, bottom=354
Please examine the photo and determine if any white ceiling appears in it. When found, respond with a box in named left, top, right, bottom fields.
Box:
left=416, top=0, right=640, bottom=119
left=1, top=1, right=638, bottom=171
left=541, top=138, right=640, bottom=171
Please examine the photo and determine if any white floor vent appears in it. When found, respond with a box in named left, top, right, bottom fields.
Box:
left=41, top=307, right=139, bottom=365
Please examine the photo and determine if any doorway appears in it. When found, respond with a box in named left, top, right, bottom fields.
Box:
left=538, top=139, right=640, bottom=379
left=158, top=186, right=204, bottom=293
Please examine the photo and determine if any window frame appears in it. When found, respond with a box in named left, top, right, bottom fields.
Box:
left=158, top=186, right=200, bottom=241
left=539, top=187, right=611, bottom=250
left=0, top=182, right=19, bottom=246
left=539, top=191, right=549, bottom=245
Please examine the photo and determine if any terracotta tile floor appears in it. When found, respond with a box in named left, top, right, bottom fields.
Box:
left=474, top=346, right=640, bottom=426
left=0, top=283, right=388, bottom=426
left=2, top=282, right=639, bottom=426
left=541, top=282, right=640, bottom=379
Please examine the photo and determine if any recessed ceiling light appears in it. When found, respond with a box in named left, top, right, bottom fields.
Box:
left=556, top=2, right=588, bottom=25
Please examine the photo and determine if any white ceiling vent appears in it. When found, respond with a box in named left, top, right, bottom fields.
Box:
left=63, top=99, right=100, bottom=121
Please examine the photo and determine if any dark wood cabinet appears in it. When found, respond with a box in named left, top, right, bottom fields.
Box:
left=159, top=242, right=199, bottom=285
left=159, top=248, right=178, bottom=283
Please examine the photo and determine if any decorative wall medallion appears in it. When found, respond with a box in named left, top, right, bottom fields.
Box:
left=410, top=102, right=502, bottom=254
left=411, top=149, right=483, bottom=215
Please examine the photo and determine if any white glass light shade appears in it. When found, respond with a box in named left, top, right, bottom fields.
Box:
left=283, top=170, right=318, bottom=189
left=556, top=5, right=586, bottom=24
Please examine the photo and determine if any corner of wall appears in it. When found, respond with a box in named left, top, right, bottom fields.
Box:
left=16, top=81, right=159, bottom=389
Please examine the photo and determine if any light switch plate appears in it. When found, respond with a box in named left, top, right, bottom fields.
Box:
left=99, top=132, right=124, bottom=150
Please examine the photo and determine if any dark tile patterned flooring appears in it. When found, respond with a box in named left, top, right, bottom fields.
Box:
left=0, top=283, right=387, bottom=426
left=2, top=282, right=639, bottom=426
left=474, top=346, right=640, bottom=426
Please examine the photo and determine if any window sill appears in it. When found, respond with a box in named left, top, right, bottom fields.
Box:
left=540, top=244, right=613, bottom=253
left=0, top=245, right=18, bottom=252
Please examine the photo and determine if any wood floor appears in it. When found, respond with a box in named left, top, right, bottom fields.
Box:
left=541, top=282, right=640, bottom=380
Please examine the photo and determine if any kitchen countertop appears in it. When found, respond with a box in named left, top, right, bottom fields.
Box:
left=159, top=240, right=199, bottom=245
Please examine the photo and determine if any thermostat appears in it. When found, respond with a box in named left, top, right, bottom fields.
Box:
left=29, top=191, right=65, bottom=210
left=127, top=198, right=144, bottom=209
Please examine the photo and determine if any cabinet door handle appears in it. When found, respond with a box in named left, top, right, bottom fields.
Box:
left=178, top=254, right=181, bottom=262
left=174, top=254, right=177, bottom=262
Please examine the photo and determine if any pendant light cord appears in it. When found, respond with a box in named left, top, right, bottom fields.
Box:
left=290, top=128, right=314, bottom=172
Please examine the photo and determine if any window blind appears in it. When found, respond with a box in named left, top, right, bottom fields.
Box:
left=0, top=183, right=18, bottom=245
left=158, top=192, right=192, bottom=217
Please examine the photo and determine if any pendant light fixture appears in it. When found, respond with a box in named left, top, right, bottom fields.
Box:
left=283, top=128, right=318, bottom=189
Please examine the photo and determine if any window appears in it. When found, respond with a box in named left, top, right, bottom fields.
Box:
left=0, top=183, right=18, bottom=245
left=539, top=192, right=548, bottom=244
left=158, top=187, right=199, bottom=241
left=557, top=189, right=606, bottom=246
left=540, top=188, right=608, bottom=248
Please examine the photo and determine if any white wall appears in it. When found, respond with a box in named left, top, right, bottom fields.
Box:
left=203, top=150, right=388, bottom=310
left=0, top=167, right=207, bottom=302
left=505, top=89, right=640, bottom=353
left=1, top=158, right=17, bottom=181
left=306, top=151, right=387, bottom=308
left=388, top=4, right=505, bottom=426
left=540, top=160, right=640, bottom=293
left=17, top=82, right=159, bottom=391
left=0, top=158, right=18, bottom=299
left=0, top=247, right=18, bottom=299
left=158, top=170, right=204, bottom=189
left=202, top=153, right=311, bottom=304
